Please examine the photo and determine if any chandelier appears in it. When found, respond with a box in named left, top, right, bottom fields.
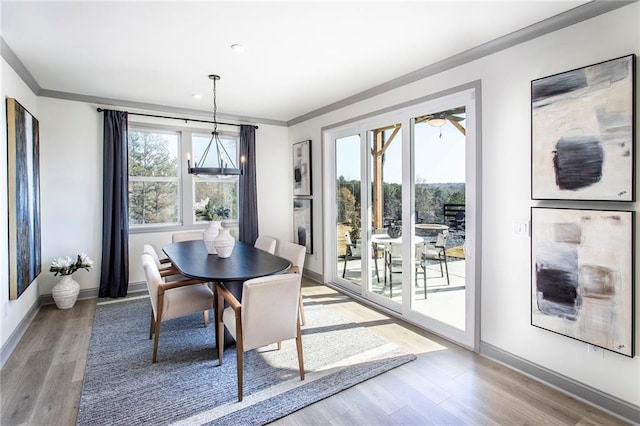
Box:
left=187, top=74, right=241, bottom=176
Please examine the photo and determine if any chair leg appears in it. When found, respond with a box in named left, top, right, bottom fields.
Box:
left=149, top=310, right=154, bottom=339
left=342, top=253, right=349, bottom=278
left=153, top=293, right=164, bottom=363
left=217, top=288, right=224, bottom=365
left=235, top=314, right=244, bottom=402
left=298, top=293, right=306, bottom=326
left=296, top=318, right=305, bottom=381
left=422, top=266, right=427, bottom=299
left=152, top=319, right=162, bottom=363
left=442, top=253, right=450, bottom=286
left=374, top=253, right=380, bottom=283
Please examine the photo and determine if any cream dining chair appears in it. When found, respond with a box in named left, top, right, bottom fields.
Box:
left=216, top=273, right=304, bottom=401
left=172, top=231, right=204, bottom=243
left=141, top=254, right=214, bottom=363
left=254, top=235, right=277, bottom=254
left=277, top=241, right=307, bottom=325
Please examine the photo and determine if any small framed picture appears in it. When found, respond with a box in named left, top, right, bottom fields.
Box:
left=293, top=140, right=312, bottom=196
left=531, top=54, right=635, bottom=201
left=293, top=198, right=313, bottom=254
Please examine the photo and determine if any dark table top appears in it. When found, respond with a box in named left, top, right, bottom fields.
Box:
left=163, top=240, right=291, bottom=282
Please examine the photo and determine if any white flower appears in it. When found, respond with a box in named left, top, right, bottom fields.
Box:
left=51, top=256, right=73, bottom=269
left=50, top=253, right=94, bottom=276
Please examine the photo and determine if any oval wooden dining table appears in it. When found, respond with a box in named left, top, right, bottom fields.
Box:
left=163, top=239, right=292, bottom=348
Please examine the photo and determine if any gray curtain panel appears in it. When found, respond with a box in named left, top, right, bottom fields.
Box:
left=99, top=109, right=129, bottom=298
left=239, top=125, right=258, bottom=244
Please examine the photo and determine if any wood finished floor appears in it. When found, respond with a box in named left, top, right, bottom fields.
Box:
left=1, top=280, right=629, bottom=425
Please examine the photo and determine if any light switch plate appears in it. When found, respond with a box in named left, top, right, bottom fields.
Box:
left=513, top=220, right=529, bottom=237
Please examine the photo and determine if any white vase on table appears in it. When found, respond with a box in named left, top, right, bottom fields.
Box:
left=203, top=220, right=222, bottom=254
left=214, top=227, right=235, bottom=258
left=52, top=275, right=80, bottom=309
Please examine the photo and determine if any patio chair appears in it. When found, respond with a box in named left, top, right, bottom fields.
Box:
left=341, top=232, right=381, bottom=283
left=416, top=231, right=450, bottom=298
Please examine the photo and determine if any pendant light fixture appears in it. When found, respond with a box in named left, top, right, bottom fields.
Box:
left=187, top=74, right=242, bottom=176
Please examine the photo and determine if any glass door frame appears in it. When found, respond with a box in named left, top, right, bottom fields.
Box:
left=322, top=83, right=480, bottom=351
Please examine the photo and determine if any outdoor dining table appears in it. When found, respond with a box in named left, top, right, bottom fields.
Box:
left=163, top=239, right=292, bottom=347
left=371, top=234, right=425, bottom=284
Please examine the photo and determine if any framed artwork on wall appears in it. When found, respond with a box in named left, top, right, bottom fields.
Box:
left=293, top=198, right=313, bottom=254
left=531, top=54, right=635, bottom=201
left=6, top=97, right=42, bottom=299
left=293, top=140, right=312, bottom=196
left=531, top=207, right=634, bottom=357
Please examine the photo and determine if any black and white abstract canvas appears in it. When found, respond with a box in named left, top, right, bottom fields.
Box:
left=531, top=207, right=634, bottom=357
left=293, top=198, right=312, bottom=254
left=293, top=140, right=312, bottom=196
left=531, top=55, right=635, bottom=201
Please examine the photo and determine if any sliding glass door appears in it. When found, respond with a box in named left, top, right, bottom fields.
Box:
left=324, top=87, right=479, bottom=349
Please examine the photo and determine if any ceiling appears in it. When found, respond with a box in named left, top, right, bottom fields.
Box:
left=1, top=1, right=599, bottom=124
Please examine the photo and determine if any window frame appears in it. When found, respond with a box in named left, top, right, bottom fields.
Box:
left=127, top=122, right=240, bottom=234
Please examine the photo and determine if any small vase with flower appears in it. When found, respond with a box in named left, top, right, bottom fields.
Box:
left=49, top=253, right=93, bottom=309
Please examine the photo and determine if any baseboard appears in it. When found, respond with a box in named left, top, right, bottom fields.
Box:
left=0, top=299, right=40, bottom=369
left=302, top=268, right=323, bottom=284
left=480, top=342, right=640, bottom=425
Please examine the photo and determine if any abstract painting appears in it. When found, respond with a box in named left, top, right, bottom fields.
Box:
left=293, top=198, right=313, bottom=254
left=6, top=98, right=41, bottom=299
left=531, top=54, right=635, bottom=201
left=531, top=207, right=634, bottom=357
left=293, top=140, right=312, bottom=196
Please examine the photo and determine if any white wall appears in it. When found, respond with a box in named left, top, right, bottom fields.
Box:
left=38, top=98, right=102, bottom=295
left=1, top=58, right=41, bottom=354
left=289, top=4, right=639, bottom=407
left=31, top=101, right=291, bottom=286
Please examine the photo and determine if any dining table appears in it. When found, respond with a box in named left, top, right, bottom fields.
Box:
left=163, top=239, right=292, bottom=348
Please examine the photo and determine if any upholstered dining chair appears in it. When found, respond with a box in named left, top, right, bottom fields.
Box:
left=143, top=244, right=212, bottom=325
left=254, top=235, right=277, bottom=254
left=172, top=231, right=203, bottom=243
left=141, top=254, right=214, bottom=363
left=216, top=273, right=305, bottom=401
left=277, top=241, right=307, bottom=325
left=143, top=244, right=178, bottom=278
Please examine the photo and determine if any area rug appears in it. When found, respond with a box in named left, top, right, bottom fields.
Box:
left=77, top=296, right=415, bottom=425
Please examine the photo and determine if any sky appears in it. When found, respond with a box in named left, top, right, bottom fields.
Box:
left=336, top=118, right=466, bottom=184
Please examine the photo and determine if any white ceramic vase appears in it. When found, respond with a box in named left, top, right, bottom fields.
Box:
left=203, top=220, right=222, bottom=254
left=52, top=275, right=80, bottom=309
left=214, top=227, right=235, bottom=258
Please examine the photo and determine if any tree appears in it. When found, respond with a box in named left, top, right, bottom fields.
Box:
left=337, top=186, right=356, bottom=224
left=128, top=131, right=178, bottom=224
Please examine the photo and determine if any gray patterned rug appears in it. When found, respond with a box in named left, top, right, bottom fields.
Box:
left=77, top=296, right=415, bottom=425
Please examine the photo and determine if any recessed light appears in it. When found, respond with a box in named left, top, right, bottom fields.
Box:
left=231, top=43, right=245, bottom=54
left=192, top=94, right=202, bottom=99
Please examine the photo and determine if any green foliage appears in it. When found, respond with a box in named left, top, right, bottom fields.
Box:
left=337, top=178, right=465, bottom=225
left=128, top=131, right=179, bottom=225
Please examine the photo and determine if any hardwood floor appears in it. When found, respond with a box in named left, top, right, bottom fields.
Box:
left=1, top=280, right=629, bottom=425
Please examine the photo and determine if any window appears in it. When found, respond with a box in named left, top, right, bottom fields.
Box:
left=192, top=133, right=239, bottom=222
left=127, top=126, right=240, bottom=229
left=128, top=129, right=180, bottom=226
